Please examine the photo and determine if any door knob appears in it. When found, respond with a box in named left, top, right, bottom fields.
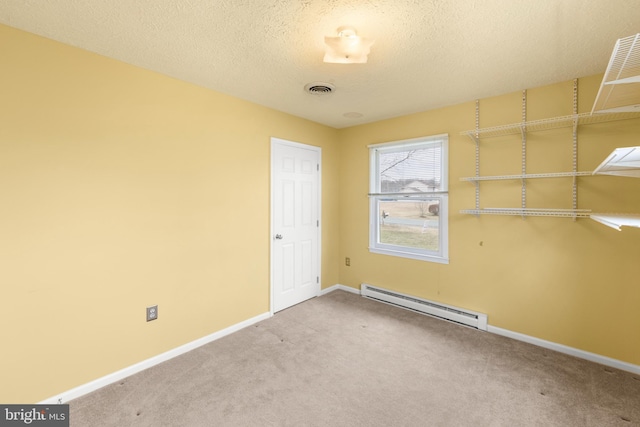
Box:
left=275, top=234, right=283, bottom=240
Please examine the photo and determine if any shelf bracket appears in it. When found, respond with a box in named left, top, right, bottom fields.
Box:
left=474, top=99, right=480, bottom=216
left=572, top=79, right=578, bottom=220
left=521, top=90, right=527, bottom=217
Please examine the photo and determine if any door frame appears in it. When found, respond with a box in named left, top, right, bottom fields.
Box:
left=270, top=137, right=322, bottom=315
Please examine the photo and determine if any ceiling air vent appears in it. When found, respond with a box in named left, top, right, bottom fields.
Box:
left=304, top=82, right=335, bottom=95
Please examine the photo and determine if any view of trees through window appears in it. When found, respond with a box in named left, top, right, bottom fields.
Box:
left=369, top=135, right=448, bottom=263
left=377, top=144, right=441, bottom=251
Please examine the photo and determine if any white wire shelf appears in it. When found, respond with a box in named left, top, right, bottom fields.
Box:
left=460, top=171, right=593, bottom=182
left=591, top=214, right=640, bottom=230
left=460, top=112, right=640, bottom=142
left=592, top=146, right=640, bottom=178
left=460, top=208, right=591, bottom=218
left=461, top=209, right=640, bottom=229
left=592, top=33, right=640, bottom=114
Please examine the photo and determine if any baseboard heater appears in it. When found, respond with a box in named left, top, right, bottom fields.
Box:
left=360, top=284, right=488, bottom=331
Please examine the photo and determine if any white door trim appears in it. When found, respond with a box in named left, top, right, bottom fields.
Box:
left=270, top=137, right=321, bottom=315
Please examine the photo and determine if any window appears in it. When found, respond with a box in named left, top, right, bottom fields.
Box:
left=369, top=134, right=448, bottom=263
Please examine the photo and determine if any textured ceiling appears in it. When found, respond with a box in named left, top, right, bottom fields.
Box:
left=1, top=1, right=639, bottom=128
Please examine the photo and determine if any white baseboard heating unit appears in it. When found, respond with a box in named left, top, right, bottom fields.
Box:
left=361, top=284, right=488, bottom=331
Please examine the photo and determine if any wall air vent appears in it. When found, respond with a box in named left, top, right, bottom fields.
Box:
left=304, top=82, right=335, bottom=95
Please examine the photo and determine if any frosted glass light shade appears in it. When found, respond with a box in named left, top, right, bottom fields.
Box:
left=323, top=26, right=374, bottom=64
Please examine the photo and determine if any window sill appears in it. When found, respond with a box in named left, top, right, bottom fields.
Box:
left=369, top=247, right=449, bottom=264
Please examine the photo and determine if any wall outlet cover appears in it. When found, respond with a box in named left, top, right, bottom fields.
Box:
left=147, top=305, right=158, bottom=322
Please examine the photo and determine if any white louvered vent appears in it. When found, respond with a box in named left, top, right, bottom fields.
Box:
left=304, top=82, right=335, bottom=95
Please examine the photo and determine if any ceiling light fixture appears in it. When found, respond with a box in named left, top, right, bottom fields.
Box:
left=323, top=26, right=374, bottom=64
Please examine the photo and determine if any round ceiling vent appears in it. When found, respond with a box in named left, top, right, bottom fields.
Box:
left=304, top=82, right=335, bottom=95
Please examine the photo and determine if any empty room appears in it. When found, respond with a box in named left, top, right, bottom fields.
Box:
left=1, top=1, right=640, bottom=426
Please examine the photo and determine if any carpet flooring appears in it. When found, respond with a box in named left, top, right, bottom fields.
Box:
left=69, top=290, right=640, bottom=426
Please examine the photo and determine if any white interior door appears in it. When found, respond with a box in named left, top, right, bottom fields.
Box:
left=271, top=138, right=320, bottom=313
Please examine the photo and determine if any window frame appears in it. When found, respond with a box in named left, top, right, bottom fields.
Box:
left=368, top=134, right=449, bottom=264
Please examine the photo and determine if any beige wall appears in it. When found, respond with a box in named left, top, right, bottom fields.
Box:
left=0, top=25, right=339, bottom=403
left=337, top=76, right=640, bottom=368
left=3, top=22, right=640, bottom=404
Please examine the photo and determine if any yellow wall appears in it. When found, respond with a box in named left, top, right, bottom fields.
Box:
left=3, top=22, right=640, bottom=404
left=338, top=76, right=640, bottom=367
left=0, top=25, right=339, bottom=403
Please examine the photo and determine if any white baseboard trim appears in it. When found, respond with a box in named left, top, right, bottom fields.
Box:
left=350, top=284, right=639, bottom=375
left=38, top=292, right=640, bottom=404
left=39, top=311, right=272, bottom=404
left=488, top=325, right=640, bottom=375
left=320, top=284, right=360, bottom=296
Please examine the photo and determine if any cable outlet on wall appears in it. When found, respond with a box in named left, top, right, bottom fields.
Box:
left=146, top=305, right=158, bottom=322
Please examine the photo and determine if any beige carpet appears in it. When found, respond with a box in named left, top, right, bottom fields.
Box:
left=69, top=290, right=640, bottom=426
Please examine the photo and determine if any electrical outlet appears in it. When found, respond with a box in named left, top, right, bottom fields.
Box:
left=345, top=257, right=351, bottom=266
left=146, top=305, right=158, bottom=322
